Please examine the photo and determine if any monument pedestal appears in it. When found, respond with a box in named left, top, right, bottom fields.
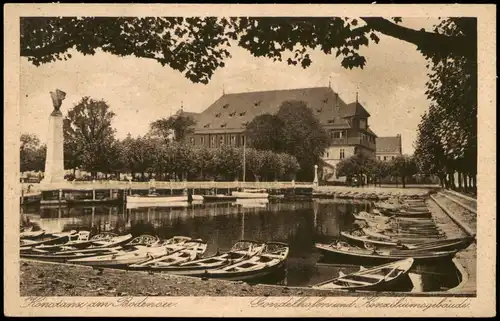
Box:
left=40, top=110, right=65, bottom=185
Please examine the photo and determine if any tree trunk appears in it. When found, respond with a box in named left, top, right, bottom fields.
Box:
left=401, top=176, right=406, bottom=188
left=458, top=172, right=463, bottom=191
left=472, top=175, right=477, bottom=191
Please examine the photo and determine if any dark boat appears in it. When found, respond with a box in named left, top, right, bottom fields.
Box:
left=315, top=241, right=457, bottom=265
left=202, top=194, right=238, bottom=202
left=312, top=258, right=414, bottom=291
left=201, top=242, right=289, bottom=281
left=341, top=231, right=475, bottom=252
left=145, top=240, right=266, bottom=276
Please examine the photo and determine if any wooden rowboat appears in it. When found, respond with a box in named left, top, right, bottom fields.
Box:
left=20, top=230, right=78, bottom=248
left=128, top=240, right=208, bottom=269
left=201, top=242, right=289, bottom=281
left=341, top=231, right=474, bottom=252
left=312, top=258, right=414, bottom=291
left=143, top=240, right=266, bottom=276
left=315, top=241, right=457, bottom=265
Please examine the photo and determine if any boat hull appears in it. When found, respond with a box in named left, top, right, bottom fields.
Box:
left=232, top=192, right=269, bottom=199
left=315, top=244, right=457, bottom=265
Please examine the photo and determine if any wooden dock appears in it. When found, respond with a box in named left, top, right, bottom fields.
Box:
left=427, top=195, right=477, bottom=295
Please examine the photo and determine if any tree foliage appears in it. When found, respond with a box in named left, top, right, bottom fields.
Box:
left=276, top=100, right=330, bottom=180
left=149, top=112, right=196, bottom=143
left=21, top=17, right=476, bottom=84
left=414, top=19, right=477, bottom=191
left=63, top=97, right=117, bottom=175
left=20, top=133, right=46, bottom=173
left=246, top=114, right=284, bottom=151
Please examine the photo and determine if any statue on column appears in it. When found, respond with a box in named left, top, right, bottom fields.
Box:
left=50, top=89, right=66, bottom=116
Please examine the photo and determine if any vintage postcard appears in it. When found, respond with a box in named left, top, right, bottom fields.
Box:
left=4, top=3, right=496, bottom=317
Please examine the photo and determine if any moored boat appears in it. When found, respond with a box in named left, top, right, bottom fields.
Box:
left=312, top=258, right=414, bottom=291
left=22, top=232, right=133, bottom=254
left=144, top=240, right=266, bottom=276
left=315, top=241, right=457, bottom=265
left=201, top=242, right=289, bottom=281
left=232, top=189, right=269, bottom=199
left=20, top=229, right=45, bottom=240
left=20, top=230, right=78, bottom=249
left=202, top=194, right=238, bottom=202
left=128, top=240, right=208, bottom=269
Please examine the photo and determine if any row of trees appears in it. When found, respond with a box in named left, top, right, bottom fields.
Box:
left=20, top=97, right=301, bottom=181
left=336, top=152, right=419, bottom=188
left=413, top=19, right=477, bottom=193
left=117, top=139, right=300, bottom=181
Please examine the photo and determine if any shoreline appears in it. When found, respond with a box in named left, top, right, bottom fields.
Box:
left=20, top=259, right=475, bottom=297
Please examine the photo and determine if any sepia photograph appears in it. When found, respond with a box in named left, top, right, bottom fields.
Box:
left=4, top=3, right=496, bottom=318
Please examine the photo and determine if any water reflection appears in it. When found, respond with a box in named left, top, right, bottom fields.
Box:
left=21, top=199, right=461, bottom=290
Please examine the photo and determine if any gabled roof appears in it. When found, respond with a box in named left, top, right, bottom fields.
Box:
left=191, top=87, right=370, bottom=132
left=376, top=136, right=402, bottom=154
left=343, top=102, right=371, bottom=118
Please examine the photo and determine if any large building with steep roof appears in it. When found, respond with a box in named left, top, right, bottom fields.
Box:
left=376, top=135, right=403, bottom=161
left=184, top=86, right=378, bottom=181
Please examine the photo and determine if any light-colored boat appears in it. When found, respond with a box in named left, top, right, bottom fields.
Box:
left=66, top=235, right=192, bottom=267
left=312, top=258, right=414, bottom=291
left=201, top=242, right=289, bottom=281
left=129, top=240, right=208, bottom=269
left=126, top=193, right=203, bottom=204
left=20, top=229, right=45, bottom=239
left=232, top=189, right=269, bottom=199
left=144, top=240, right=266, bottom=276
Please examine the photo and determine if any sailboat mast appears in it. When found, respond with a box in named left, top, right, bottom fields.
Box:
left=243, top=135, right=246, bottom=182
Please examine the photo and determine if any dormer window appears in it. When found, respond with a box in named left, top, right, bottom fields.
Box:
left=229, top=112, right=236, bottom=117
left=254, top=100, right=261, bottom=106
left=328, top=119, right=335, bottom=124
left=316, top=108, right=322, bottom=113
left=359, top=118, right=367, bottom=130
left=239, top=111, right=246, bottom=116
left=204, top=123, right=210, bottom=128
left=215, top=113, right=221, bottom=118
left=220, top=123, right=227, bottom=128
left=223, top=104, right=229, bottom=109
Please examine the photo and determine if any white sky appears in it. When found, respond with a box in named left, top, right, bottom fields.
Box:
left=20, top=17, right=439, bottom=155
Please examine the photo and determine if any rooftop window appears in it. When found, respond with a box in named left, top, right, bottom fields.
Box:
left=239, top=111, right=246, bottom=116
left=204, top=123, right=210, bottom=128
left=220, top=123, right=227, bottom=128
left=316, top=108, right=322, bottom=113
left=254, top=100, right=261, bottom=106
left=229, top=112, right=236, bottom=117
left=328, top=119, right=335, bottom=124
left=222, top=104, right=229, bottom=109
left=215, top=113, right=221, bottom=118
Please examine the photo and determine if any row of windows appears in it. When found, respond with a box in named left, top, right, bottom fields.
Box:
left=189, top=135, right=245, bottom=147
left=377, top=156, right=396, bottom=161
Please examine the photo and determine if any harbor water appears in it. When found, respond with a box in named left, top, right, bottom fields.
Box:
left=20, top=199, right=462, bottom=292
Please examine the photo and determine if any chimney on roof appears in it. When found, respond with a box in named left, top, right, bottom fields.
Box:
left=356, top=88, right=359, bottom=104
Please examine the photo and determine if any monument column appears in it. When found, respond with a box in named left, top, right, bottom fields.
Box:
left=41, top=89, right=66, bottom=185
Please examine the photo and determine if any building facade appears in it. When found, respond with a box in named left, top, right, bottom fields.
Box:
left=375, top=135, right=403, bottom=161
left=183, top=86, right=378, bottom=181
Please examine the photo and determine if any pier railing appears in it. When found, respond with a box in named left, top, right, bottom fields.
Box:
left=26, top=180, right=314, bottom=191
